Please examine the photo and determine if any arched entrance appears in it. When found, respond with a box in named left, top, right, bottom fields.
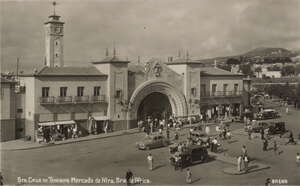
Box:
left=137, top=92, right=172, bottom=120
left=127, top=80, right=188, bottom=128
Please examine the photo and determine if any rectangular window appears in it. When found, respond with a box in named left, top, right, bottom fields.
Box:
left=212, top=84, right=217, bottom=96
left=200, top=84, right=206, bottom=96
left=234, top=84, right=239, bottom=95
left=60, top=87, right=67, bottom=97
left=94, top=86, right=101, bottom=96
left=191, top=87, right=197, bottom=97
left=115, top=90, right=122, bottom=98
left=42, top=87, right=50, bottom=97
left=223, top=84, right=228, bottom=95
left=0, top=88, right=4, bottom=99
left=77, top=87, right=84, bottom=97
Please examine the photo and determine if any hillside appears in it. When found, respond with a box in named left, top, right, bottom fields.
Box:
left=243, top=47, right=294, bottom=58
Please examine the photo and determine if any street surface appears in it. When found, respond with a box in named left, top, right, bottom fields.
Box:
left=1, top=107, right=300, bottom=185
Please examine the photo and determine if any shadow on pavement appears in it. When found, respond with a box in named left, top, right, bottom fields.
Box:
left=153, top=164, right=166, bottom=170
left=191, top=178, right=201, bottom=184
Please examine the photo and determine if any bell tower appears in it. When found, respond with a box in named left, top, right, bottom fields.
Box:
left=44, top=2, right=64, bottom=67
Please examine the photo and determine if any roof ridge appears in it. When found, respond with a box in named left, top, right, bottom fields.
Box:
left=36, top=66, right=49, bottom=75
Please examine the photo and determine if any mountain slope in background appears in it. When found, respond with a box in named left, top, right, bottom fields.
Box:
left=242, top=47, right=295, bottom=58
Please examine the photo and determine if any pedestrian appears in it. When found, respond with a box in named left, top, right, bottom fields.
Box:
left=212, top=138, right=218, bottom=152
left=205, top=125, right=210, bottom=135
left=125, top=169, right=133, bottom=186
left=285, top=132, right=296, bottom=145
left=263, top=139, right=268, bottom=151
left=242, top=145, right=247, bottom=156
left=248, top=125, right=252, bottom=140
left=286, top=106, right=289, bottom=115
left=186, top=168, right=192, bottom=184
left=261, top=128, right=265, bottom=140
left=147, top=153, right=153, bottom=171
left=297, top=152, right=300, bottom=167
left=273, top=140, right=278, bottom=155
left=237, top=155, right=242, bottom=172
left=244, top=155, right=249, bottom=172
left=0, top=172, right=3, bottom=186
left=210, top=138, right=214, bottom=152
left=166, top=128, right=170, bottom=139
left=174, top=131, right=179, bottom=141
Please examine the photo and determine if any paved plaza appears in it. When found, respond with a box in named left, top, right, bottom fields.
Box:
left=1, top=107, right=300, bottom=185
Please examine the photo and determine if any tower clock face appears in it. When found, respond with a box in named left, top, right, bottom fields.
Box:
left=54, top=27, right=62, bottom=34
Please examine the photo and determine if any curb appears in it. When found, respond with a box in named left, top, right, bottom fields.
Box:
left=3, top=130, right=140, bottom=151
left=223, top=165, right=270, bottom=175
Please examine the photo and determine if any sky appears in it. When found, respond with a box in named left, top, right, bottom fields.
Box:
left=1, top=0, right=300, bottom=72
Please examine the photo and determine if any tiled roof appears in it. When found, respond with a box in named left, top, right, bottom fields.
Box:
left=92, top=56, right=130, bottom=64
left=22, top=66, right=106, bottom=77
left=200, top=67, right=244, bottom=76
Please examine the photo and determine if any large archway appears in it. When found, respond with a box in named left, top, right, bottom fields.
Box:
left=137, top=92, right=172, bottom=121
left=127, top=80, right=188, bottom=128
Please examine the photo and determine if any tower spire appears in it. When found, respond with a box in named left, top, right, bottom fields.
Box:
left=186, top=50, right=189, bottom=60
left=52, top=1, right=56, bottom=15
left=113, top=46, right=116, bottom=57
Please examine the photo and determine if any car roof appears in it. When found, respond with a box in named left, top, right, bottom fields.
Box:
left=263, top=109, right=276, bottom=112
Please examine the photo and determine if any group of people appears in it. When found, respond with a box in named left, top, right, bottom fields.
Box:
left=37, top=124, right=81, bottom=143
left=237, top=145, right=250, bottom=172
left=138, top=115, right=187, bottom=135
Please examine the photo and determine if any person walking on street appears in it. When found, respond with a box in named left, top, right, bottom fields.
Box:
left=242, top=145, right=247, bottom=157
left=261, top=128, right=265, bottom=140
left=147, top=153, right=153, bottom=171
left=237, top=155, right=242, bottom=172
left=248, top=125, right=252, bottom=140
left=186, top=168, right=192, bottom=184
left=125, top=169, right=133, bottom=186
left=263, top=139, right=268, bottom=151
left=244, top=155, right=249, bottom=172
left=297, top=152, right=300, bottom=167
left=0, top=172, right=3, bottom=186
left=273, top=140, right=278, bottom=155
left=166, top=128, right=170, bottom=140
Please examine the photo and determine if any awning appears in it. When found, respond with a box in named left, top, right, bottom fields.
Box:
left=38, top=120, right=76, bottom=126
left=93, top=116, right=108, bottom=121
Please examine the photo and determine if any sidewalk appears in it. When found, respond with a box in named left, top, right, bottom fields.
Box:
left=208, top=151, right=270, bottom=175
left=1, top=128, right=139, bottom=151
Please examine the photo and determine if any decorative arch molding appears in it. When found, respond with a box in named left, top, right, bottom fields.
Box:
left=127, top=80, right=188, bottom=123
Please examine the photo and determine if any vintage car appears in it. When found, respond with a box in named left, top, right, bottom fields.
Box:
left=268, top=122, right=286, bottom=135
left=136, top=134, right=170, bottom=150
left=256, top=109, right=279, bottom=120
left=252, top=122, right=270, bottom=133
left=190, top=131, right=209, bottom=144
left=170, top=145, right=208, bottom=168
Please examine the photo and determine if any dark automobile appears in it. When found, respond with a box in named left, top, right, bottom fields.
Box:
left=170, top=145, right=208, bottom=168
left=268, top=122, right=286, bottom=135
left=190, top=131, right=209, bottom=144
left=256, top=109, right=279, bottom=120
left=252, top=122, right=270, bottom=133
left=136, top=133, right=170, bottom=150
